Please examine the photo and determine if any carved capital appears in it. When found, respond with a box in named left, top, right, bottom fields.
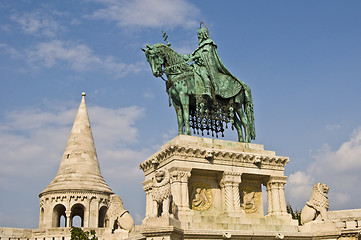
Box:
left=220, top=172, right=242, bottom=187
left=65, top=210, right=71, bottom=217
left=268, top=176, right=287, bottom=184
left=170, top=170, right=191, bottom=183
left=267, top=176, right=287, bottom=189
left=143, top=179, right=153, bottom=192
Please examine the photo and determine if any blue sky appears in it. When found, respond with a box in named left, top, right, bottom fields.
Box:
left=1, top=0, right=361, bottom=228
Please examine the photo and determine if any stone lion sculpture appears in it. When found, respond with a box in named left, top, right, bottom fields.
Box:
left=106, top=194, right=135, bottom=232
left=300, top=183, right=330, bottom=225
left=151, top=169, right=176, bottom=217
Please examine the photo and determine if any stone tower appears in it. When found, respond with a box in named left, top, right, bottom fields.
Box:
left=39, top=93, right=113, bottom=229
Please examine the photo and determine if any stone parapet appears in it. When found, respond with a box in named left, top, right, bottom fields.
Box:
left=328, top=209, right=361, bottom=230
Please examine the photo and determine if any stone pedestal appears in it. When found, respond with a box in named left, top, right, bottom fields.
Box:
left=139, top=135, right=298, bottom=234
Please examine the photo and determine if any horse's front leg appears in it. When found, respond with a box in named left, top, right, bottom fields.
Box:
left=235, top=106, right=250, bottom=143
left=173, top=101, right=184, bottom=135
left=179, top=91, right=191, bottom=135
left=234, top=113, right=244, bottom=142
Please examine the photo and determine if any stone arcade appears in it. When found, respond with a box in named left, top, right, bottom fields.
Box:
left=1, top=93, right=361, bottom=240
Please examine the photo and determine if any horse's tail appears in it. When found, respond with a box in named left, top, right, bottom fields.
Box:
left=244, top=87, right=256, bottom=140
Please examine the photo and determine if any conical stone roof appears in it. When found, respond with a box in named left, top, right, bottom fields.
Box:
left=40, top=93, right=113, bottom=196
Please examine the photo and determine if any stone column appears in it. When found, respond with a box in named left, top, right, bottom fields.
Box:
left=179, top=171, right=191, bottom=210
left=83, top=198, right=89, bottom=227
left=88, top=196, right=98, bottom=228
left=170, top=171, right=183, bottom=208
left=271, top=182, right=280, bottom=214
left=232, top=174, right=242, bottom=213
left=65, top=210, right=71, bottom=227
left=220, top=172, right=241, bottom=214
left=45, top=202, right=53, bottom=228
left=143, top=180, right=154, bottom=218
left=169, top=169, right=191, bottom=211
left=278, top=181, right=287, bottom=214
left=266, top=182, right=273, bottom=215
left=266, top=176, right=288, bottom=216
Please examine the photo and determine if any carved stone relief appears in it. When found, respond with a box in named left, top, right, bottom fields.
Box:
left=240, top=186, right=260, bottom=213
left=189, top=183, right=213, bottom=211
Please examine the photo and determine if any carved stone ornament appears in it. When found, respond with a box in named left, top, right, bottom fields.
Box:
left=300, top=182, right=330, bottom=225
left=241, top=186, right=260, bottom=213
left=151, top=169, right=171, bottom=203
left=106, top=194, right=135, bottom=232
left=190, top=183, right=213, bottom=211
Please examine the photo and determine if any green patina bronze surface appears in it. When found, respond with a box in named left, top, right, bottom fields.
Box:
left=142, top=25, right=255, bottom=143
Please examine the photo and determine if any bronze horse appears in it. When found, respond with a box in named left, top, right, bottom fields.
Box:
left=143, top=43, right=255, bottom=143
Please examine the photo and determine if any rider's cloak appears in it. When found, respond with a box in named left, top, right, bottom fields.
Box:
left=192, top=38, right=252, bottom=102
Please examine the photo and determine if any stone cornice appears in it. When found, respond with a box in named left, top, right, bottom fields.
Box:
left=39, top=189, right=112, bottom=198
left=139, top=144, right=289, bottom=172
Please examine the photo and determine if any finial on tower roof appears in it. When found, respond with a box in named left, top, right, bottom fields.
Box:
left=82, top=92, right=86, bottom=97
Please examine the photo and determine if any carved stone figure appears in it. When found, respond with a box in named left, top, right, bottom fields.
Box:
left=106, top=194, right=135, bottom=232
left=142, top=24, right=255, bottom=143
left=241, top=191, right=258, bottom=213
left=191, top=187, right=212, bottom=211
left=300, top=183, right=330, bottom=225
left=151, top=169, right=175, bottom=217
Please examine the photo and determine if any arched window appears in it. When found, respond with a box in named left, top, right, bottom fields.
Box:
left=98, top=206, right=108, bottom=227
left=59, top=215, right=66, bottom=227
left=72, top=215, right=82, bottom=227
left=52, top=204, right=66, bottom=227
left=71, top=203, right=85, bottom=227
left=39, top=207, right=44, bottom=228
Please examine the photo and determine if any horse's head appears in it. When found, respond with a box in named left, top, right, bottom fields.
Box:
left=142, top=44, right=165, bottom=78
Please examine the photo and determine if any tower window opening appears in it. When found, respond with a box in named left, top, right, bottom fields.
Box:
left=98, top=206, right=108, bottom=227
left=52, top=204, right=66, bottom=227
left=71, top=203, right=85, bottom=227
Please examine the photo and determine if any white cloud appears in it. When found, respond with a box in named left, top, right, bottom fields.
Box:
left=286, top=127, right=361, bottom=210
left=325, top=124, right=341, bottom=131
left=0, top=43, right=22, bottom=59
left=310, top=128, right=361, bottom=173
left=90, top=106, right=144, bottom=145
left=285, top=171, right=314, bottom=208
left=26, top=40, right=144, bottom=78
left=10, top=11, right=63, bottom=38
left=89, top=0, right=200, bottom=29
left=0, top=101, right=146, bottom=189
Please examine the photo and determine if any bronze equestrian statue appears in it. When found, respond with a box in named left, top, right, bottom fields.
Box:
left=142, top=24, right=255, bottom=143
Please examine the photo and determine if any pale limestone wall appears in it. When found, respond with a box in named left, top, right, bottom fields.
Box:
left=328, top=209, right=361, bottom=230
left=0, top=227, right=136, bottom=240
left=0, top=227, right=32, bottom=240
left=39, top=191, right=110, bottom=229
left=140, top=135, right=296, bottom=232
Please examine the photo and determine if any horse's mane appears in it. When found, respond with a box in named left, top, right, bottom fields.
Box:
left=155, top=44, right=192, bottom=73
